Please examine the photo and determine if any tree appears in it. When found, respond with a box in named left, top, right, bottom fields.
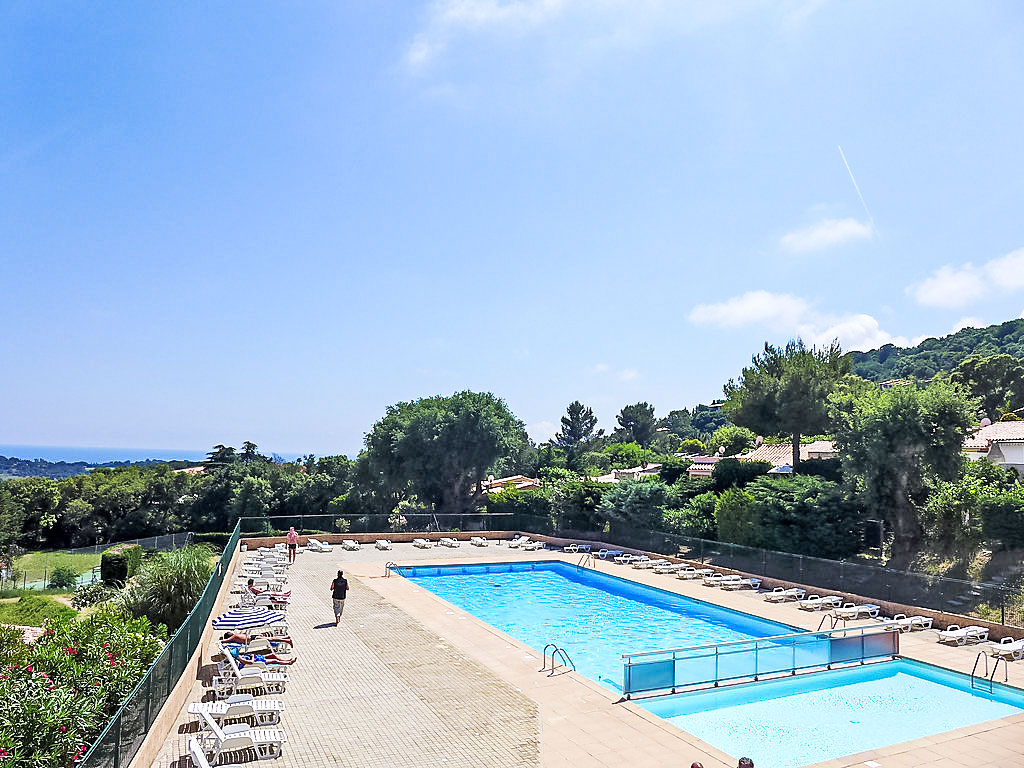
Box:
left=205, top=444, right=236, bottom=466
left=363, top=391, right=528, bottom=515
left=831, top=379, right=978, bottom=562
left=554, top=401, right=601, bottom=470
left=597, top=479, right=670, bottom=534
left=724, top=339, right=849, bottom=471
left=950, top=354, right=1024, bottom=419
left=663, top=409, right=699, bottom=440
left=614, top=402, right=657, bottom=448
left=240, top=441, right=262, bottom=463
left=707, top=425, right=756, bottom=456
left=715, top=488, right=759, bottom=546
left=691, top=404, right=730, bottom=436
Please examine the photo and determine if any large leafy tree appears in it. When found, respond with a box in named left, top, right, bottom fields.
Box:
left=614, top=402, right=658, bottom=448
left=554, top=401, right=601, bottom=470
left=363, top=391, right=528, bottom=515
left=663, top=409, right=699, bottom=440
left=723, top=339, right=848, bottom=471
left=950, top=354, right=1024, bottom=419
left=830, top=379, right=978, bottom=563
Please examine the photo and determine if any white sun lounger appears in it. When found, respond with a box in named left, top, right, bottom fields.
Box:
left=375, top=539, right=393, bottom=550
left=989, top=637, right=1024, bottom=661
left=189, top=736, right=245, bottom=768
left=413, top=538, right=431, bottom=548
left=885, top=614, right=934, bottom=632
left=632, top=558, right=669, bottom=570
left=653, top=563, right=688, bottom=574
left=307, top=538, right=333, bottom=552
left=797, top=595, right=843, bottom=611
left=937, top=625, right=990, bottom=646
left=834, top=603, right=881, bottom=620
left=764, top=587, right=805, bottom=602
left=703, top=573, right=738, bottom=586
left=721, top=577, right=762, bottom=591
left=678, top=567, right=713, bottom=580
left=439, top=537, right=460, bottom=547
left=470, top=536, right=488, bottom=546
left=196, top=711, right=288, bottom=763
left=522, top=540, right=544, bottom=550
left=508, top=536, right=530, bottom=549
left=341, top=540, right=361, bottom=551
left=189, top=694, right=285, bottom=727
left=613, top=553, right=642, bottom=565
left=212, top=649, right=288, bottom=698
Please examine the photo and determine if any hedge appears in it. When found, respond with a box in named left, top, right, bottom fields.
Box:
left=100, top=543, right=142, bottom=586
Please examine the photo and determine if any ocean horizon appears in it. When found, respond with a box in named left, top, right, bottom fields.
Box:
left=0, top=444, right=213, bottom=464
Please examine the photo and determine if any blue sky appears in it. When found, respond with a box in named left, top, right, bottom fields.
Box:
left=2, top=1, right=1023, bottom=458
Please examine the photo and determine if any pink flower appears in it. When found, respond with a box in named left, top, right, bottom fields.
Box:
left=25, top=666, right=32, bottom=673
left=60, top=727, right=66, bottom=732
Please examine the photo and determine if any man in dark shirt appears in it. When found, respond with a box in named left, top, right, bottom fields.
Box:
left=331, top=569, right=349, bottom=626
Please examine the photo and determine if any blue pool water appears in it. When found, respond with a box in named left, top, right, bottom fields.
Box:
left=642, top=659, right=1024, bottom=768
left=400, top=561, right=1024, bottom=767
left=399, top=561, right=792, bottom=690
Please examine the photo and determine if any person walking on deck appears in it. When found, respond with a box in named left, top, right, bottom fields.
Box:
left=331, top=569, right=349, bottom=626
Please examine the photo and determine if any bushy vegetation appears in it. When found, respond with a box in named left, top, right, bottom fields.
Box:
left=118, top=545, right=215, bottom=632
left=0, top=605, right=164, bottom=768
left=99, top=544, right=142, bottom=586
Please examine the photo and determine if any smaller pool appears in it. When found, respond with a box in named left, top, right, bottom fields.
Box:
left=640, top=659, right=1024, bottom=768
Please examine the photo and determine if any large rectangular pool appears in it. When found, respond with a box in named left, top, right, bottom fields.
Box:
left=399, top=560, right=793, bottom=690
left=399, top=560, right=1024, bottom=767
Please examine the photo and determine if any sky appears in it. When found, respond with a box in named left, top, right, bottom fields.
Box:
left=2, top=1, right=1023, bottom=459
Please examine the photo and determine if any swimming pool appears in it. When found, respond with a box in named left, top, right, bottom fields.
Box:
left=641, top=659, right=1024, bottom=768
left=399, top=561, right=1024, bottom=766
left=399, top=560, right=793, bottom=690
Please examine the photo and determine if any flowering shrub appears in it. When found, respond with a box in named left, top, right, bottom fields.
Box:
left=71, top=583, right=113, bottom=610
left=0, top=605, right=164, bottom=768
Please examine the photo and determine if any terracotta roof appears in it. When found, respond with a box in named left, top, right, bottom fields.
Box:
left=963, top=422, right=1024, bottom=451
left=738, top=441, right=837, bottom=465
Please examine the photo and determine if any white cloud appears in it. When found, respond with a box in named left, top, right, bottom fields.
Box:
left=688, top=290, right=810, bottom=329
left=403, top=0, right=820, bottom=72
left=779, top=218, right=873, bottom=253
left=950, top=317, right=985, bottom=334
left=618, top=368, right=639, bottom=382
left=689, top=291, right=909, bottom=352
left=908, top=247, right=1024, bottom=308
left=590, top=362, right=610, bottom=374
left=526, top=420, right=556, bottom=443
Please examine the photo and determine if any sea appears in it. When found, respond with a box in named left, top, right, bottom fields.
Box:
left=0, top=444, right=212, bottom=464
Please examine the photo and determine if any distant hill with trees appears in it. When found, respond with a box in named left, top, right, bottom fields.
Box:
left=0, top=455, right=194, bottom=480
left=849, top=318, right=1024, bottom=381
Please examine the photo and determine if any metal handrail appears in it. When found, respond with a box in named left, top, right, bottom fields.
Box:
left=990, top=655, right=1008, bottom=685
left=622, top=621, right=900, bottom=660
left=621, top=622, right=900, bottom=698
left=541, top=643, right=576, bottom=675
left=384, top=561, right=399, bottom=577
left=577, top=553, right=593, bottom=569
left=971, top=650, right=989, bottom=684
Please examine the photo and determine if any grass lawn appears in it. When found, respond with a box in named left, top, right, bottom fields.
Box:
left=14, top=552, right=102, bottom=584
left=0, top=595, right=77, bottom=626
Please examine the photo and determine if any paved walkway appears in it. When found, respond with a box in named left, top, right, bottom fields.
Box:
left=148, top=541, right=1024, bottom=768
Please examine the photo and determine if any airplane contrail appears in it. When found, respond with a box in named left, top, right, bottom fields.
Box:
left=837, top=144, right=874, bottom=226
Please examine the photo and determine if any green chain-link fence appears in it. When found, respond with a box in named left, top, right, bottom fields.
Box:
left=79, top=521, right=241, bottom=768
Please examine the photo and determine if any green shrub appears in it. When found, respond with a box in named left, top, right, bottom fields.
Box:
left=190, top=532, right=231, bottom=549
left=47, top=566, right=78, bottom=591
left=715, top=488, right=759, bottom=546
left=598, top=479, right=671, bottom=535
left=0, top=596, right=76, bottom=627
left=486, top=487, right=553, bottom=529
left=72, top=582, right=114, bottom=610
left=118, top=545, right=214, bottom=631
left=0, top=605, right=165, bottom=768
left=99, top=544, right=142, bottom=586
left=657, top=456, right=692, bottom=485
left=678, top=439, right=706, bottom=455
left=662, top=492, right=718, bottom=539
left=712, top=459, right=771, bottom=491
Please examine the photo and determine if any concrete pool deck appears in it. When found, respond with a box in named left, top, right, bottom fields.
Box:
left=148, top=541, right=1024, bottom=768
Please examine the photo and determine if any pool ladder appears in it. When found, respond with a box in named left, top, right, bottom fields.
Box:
left=577, top=553, right=594, bottom=569
left=541, top=643, right=576, bottom=676
left=970, top=651, right=1007, bottom=693
left=384, top=562, right=399, bottom=577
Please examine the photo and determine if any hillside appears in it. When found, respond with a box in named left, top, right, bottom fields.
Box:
left=0, top=455, right=193, bottom=480
left=849, top=318, right=1024, bottom=381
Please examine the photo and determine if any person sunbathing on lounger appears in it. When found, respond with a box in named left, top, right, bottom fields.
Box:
left=221, top=631, right=293, bottom=647
left=247, top=579, right=291, bottom=599
left=229, top=646, right=297, bottom=666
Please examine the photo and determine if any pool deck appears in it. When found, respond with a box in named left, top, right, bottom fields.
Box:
left=149, top=542, right=1024, bottom=768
